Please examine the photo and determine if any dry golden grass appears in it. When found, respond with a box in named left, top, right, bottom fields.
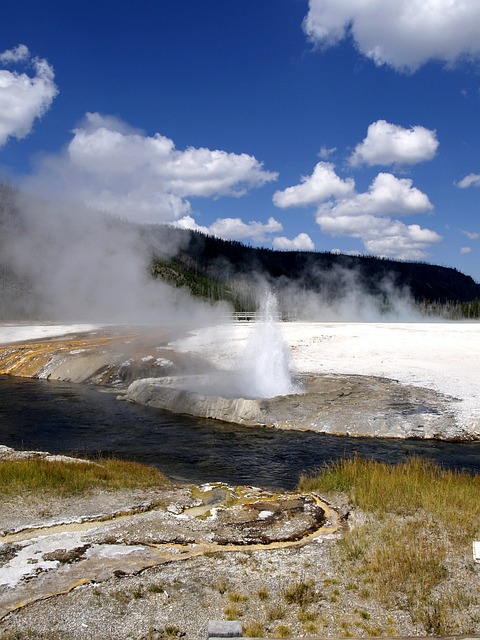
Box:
left=299, top=455, right=480, bottom=543
left=0, top=457, right=169, bottom=496
left=299, top=456, right=480, bottom=634
left=281, top=579, right=317, bottom=607
left=242, top=621, right=266, bottom=637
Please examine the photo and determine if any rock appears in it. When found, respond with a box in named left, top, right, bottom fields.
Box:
left=207, top=619, right=242, bottom=637
left=0, top=445, right=93, bottom=464
left=125, top=373, right=472, bottom=441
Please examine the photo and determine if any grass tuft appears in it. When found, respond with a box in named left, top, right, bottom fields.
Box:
left=243, top=621, right=265, bottom=637
left=300, top=456, right=480, bottom=634
left=223, top=604, right=242, bottom=620
left=266, top=604, right=286, bottom=622
left=299, top=455, right=480, bottom=542
left=227, top=591, right=248, bottom=603
left=274, top=624, right=291, bottom=638
left=282, top=579, right=317, bottom=607
left=0, top=456, right=169, bottom=496
left=257, top=587, right=269, bottom=601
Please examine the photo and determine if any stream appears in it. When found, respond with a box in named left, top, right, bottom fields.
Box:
left=1, top=375, right=480, bottom=489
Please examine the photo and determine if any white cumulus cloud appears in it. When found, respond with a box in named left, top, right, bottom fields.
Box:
left=321, top=173, right=433, bottom=218
left=318, top=145, right=337, bottom=160
left=274, top=157, right=437, bottom=259
left=349, top=120, right=439, bottom=167
left=273, top=162, right=354, bottom=208
left=272, top=233, right=315, bottom=251
left=456, top=173, right=480, bottom=188
left=23, top=112, right=278, bottom=224
left=174, top=215, right=283, bottom=243
left=316, top=213, right=442, bottom=260
left=303, top=0, right=480, bottom=72
left=0, top=44, right=58, bottom=147
left=0, top=44, right=30, bottom=64
left=208, top=216, right=282, bottom=242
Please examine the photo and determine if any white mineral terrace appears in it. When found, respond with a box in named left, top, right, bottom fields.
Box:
left=169, top=321, right=480, bottom=431
left=0, top=321, right=479, bottom=431
left=0, top=324, right=101, bottom=345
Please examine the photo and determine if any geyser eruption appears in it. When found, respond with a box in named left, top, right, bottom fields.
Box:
left=238, top=289, right=298, bottom=398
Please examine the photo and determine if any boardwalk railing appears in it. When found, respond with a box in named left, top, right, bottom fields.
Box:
left=231, top=311, right=298, bottom=322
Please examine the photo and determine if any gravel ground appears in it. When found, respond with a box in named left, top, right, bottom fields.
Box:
left=1, top=538, right=419, bottom=640
left=2, top=484, right=479, bottom=640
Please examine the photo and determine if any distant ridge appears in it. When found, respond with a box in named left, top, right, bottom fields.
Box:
left=1, top=176, right=479, bottom=320
left=148, top=226, right=480, bottom=312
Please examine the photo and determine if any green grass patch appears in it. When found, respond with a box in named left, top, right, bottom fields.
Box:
left=0, top=457, right=169, bottom=496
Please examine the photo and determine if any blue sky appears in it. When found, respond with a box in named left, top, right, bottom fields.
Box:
left=2, top=0, right=480, bottom=281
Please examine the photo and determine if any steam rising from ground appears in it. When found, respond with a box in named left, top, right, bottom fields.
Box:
left=228, top=265, right=423, bottom=323
left=277, top=270, right=422, bottom=322
left=0, top=183, right=427, bottom=328
left=0, top=187, right=228, bottom=324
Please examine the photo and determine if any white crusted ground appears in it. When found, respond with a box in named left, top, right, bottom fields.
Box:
left=170, top=321, right=480, bottom=431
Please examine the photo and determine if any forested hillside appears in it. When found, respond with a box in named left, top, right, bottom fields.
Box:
left=1, top=182, right=479, bottom=320
left=149, top=226, right=480, bottom=318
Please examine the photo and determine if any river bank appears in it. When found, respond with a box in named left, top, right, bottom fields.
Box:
left=1, top=447, right=479, bottom=639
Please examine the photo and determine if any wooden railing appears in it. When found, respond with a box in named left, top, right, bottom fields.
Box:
left=231, top=311, right=298, bottom=322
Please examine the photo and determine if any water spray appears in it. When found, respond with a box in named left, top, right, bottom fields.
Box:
left=237, top=288, right=299, bottom=398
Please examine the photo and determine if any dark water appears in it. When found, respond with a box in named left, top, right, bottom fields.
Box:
left=1, top=375, right=479, bottom=490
